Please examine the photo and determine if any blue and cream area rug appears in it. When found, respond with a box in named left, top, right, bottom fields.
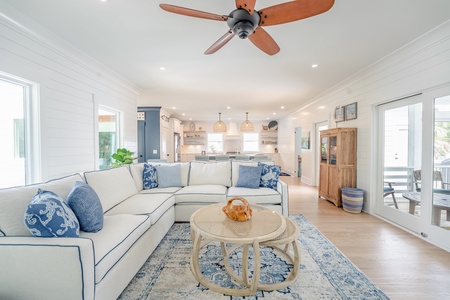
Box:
left=118, top=215, right=389, bottom=300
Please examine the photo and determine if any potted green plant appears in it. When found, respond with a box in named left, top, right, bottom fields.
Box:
left=110, top=148, right=137, bottom=167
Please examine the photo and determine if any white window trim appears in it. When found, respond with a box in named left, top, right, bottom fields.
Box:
left=0, top=72, right=41, bottom=184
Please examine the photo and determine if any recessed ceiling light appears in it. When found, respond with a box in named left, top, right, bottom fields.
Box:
left=318, top=105, right=325, bottom=109
left=227, top=106, right=231, bottom=109
left=281, top=106, right=285, bottom=109
left=312, top=64, right=318, bottom=68
left=100, top=0, right=108, bottom=2
left=160, top=67, right=166, bottom=71
left=189, top=118, right=192, bottom=121
left=172, top=106, right=176, bottom=110
left=182, top=113, right=185, bottom=116
left=273, top=112, right=276, bottom=115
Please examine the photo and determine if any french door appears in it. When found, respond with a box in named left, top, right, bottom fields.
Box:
left=377, top=86, right=450, bottom=251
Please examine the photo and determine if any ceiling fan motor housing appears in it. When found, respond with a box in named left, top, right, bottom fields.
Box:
left=227, top=9, right=261, bottom=39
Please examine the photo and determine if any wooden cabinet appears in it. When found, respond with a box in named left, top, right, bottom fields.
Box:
left=318, top=128, right=357, bottom=207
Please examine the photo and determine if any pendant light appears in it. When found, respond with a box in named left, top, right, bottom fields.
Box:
left=213, top=112, right=227, bottom=132
left=240, top=112, right=254, bottom=132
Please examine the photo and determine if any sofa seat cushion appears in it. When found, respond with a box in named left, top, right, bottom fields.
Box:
left=227, top=187, right=282, bottom=205
left=104, top=193, right=175, bottom=225
left=139, top=187, right=181, bottom=194
left=175, top=185, right=227, bottom=204
left=80, top=214, right=151, bottom=284
left=0, top=174, right=84, bottom=237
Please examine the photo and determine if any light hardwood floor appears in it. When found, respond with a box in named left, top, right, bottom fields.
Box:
left=282, top=176, right=450, bottom=300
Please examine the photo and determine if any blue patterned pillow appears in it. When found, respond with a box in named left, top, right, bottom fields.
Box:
left=143, top=163, right=158, bottom=189
left=155, top=164, right=182, bottom=188
left=67, top=181, right=104, bottom=232
left=258, top=162, right=281, bottom=190
left=24, top=189, right=80, bottom=237
left=236, top=165, right=263, bottom=189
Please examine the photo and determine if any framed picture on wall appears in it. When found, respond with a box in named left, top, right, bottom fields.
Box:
left=335, top=106, right=345, bottom=122
left=345, top=102, right=357, bottom=120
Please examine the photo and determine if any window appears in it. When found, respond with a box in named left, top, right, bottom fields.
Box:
left=243, top=133, right=259, bottom=152
left=98, top=107, right=121, bottom=169
left=208, top=133, right=223, bottom=153
left=0, top=75, right=38, bottom=188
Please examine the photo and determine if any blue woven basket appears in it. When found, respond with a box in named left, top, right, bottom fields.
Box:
left=341, top=188, right=364, bottom=213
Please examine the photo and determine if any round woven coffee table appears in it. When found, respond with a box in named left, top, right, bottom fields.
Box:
left=189, top=204, right=299, bottom=296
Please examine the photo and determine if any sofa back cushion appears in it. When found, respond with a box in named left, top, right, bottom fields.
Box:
left=0, top=173, right=83, bottom=237
left=129, top=162, right=190, bottom=191
left=189, top=161, right=232, bottom=186
left=84, top=166, right=138, bottom=213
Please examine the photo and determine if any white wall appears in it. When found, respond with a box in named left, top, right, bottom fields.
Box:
left=277, top=21, right=450, bottom=212
left=0, top=3, right=140, bottom=182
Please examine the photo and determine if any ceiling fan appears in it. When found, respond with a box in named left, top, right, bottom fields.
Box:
left=159, top=0, right=335, bottom=55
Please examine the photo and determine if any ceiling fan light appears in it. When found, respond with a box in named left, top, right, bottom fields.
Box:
left=240, top=112, right=254, bottom=132
left=213, top=113, right=227, bottom=132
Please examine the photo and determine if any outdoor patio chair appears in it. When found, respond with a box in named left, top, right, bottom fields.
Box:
left=383, top=181, right=398, bottom=209
left=413, top=170, right=450, bottom=191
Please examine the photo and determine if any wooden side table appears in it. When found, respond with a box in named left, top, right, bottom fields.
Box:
left=189, top=204, right=299, bottom=296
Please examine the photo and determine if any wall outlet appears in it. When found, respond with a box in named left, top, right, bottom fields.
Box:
left=153, top=150, right=157, bottom=154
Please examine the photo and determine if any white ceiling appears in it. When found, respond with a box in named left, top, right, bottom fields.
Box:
left=3, top=0, right=450, bottom=122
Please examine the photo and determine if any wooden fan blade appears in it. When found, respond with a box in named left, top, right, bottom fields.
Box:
left=248, top=27, right=280, bottom=55
left=160, top=4, right=228, bottom=21
left=235, top=0, right=257, bottom=15
left=205, top=31, right=236, bottom=55
left=258, top=0, right=334, bottom=26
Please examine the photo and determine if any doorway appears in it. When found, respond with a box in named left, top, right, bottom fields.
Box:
left=377, top=87, right=450, bottom=251
left=314, top=121, right=328, bottom=186
left=295, top=127, right=302, bottom=177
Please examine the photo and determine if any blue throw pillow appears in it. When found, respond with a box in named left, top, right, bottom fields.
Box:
left=155, top=164, right=182, bottom=188
left=24, top=189, right=80, bottom=237
left=67, top=181, right=104, bottom=233
left=236, top=165, right=263, bottom=189
left=259, top=162, right=282, bottom=190
left=143, top=163, right=158, bottom=189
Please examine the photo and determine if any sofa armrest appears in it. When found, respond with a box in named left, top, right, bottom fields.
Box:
left=277, top=179, right=289, bottom=216
left=0, top=237, right=95, bottom=300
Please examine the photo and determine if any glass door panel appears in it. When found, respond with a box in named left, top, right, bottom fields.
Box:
left=321, top=136, right=328, bottom=163
left=433, top=95, right=450, bottom=231
left=382, top=102, right=422, bottom=214
left=329, top=136, right=337, bottom=165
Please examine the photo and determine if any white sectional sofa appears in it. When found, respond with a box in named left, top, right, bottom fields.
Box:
left=0, top=161, right=288, bottom=300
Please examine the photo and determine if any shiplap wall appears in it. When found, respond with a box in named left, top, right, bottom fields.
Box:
left=0, top=3, right=140, bottom=182
left=277, top=21, right=450, bottom=212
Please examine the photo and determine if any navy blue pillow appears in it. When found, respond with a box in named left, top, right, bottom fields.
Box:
left=67, top=181, right=104, bottom=233
left=143, top=163, right=158, bottom=189
left=258, top=162, right=281, bottom=190
left=236, top=165, right=263, bottom=189
left=24, top=189, right=80, bottom=237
